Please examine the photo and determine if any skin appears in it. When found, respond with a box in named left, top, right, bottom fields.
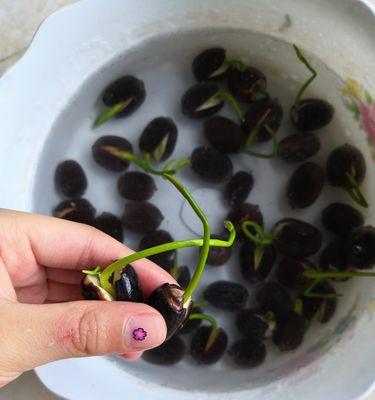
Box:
left=0, top=209, right=175, bottom=387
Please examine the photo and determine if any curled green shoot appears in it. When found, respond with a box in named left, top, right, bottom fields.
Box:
left=189, top=312, right=218, bottom=352
left=101, top=146, right=190, bottom=176
left=293, top=44, right=317, bottom=112
left=345, top=172, right=369, bottom=208
left=244, top=124, right=279, bottom=159
left=86, top=146, right=236, bottom=302
left=241, top=221, right=273, bottom=246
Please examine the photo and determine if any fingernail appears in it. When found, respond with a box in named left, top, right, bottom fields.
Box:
left=123, top=312, right=166, bottom=351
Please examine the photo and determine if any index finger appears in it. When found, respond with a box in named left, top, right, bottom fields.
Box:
left=15, top=211, right=176, bottom=296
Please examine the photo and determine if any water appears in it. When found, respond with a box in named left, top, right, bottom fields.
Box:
left=32, top=28, right=371, bottom=392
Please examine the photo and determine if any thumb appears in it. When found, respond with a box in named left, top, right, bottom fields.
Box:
left=0, top=300, right=166, bottom=373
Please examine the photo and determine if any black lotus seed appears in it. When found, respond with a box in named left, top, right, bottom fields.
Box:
left=114, top=265, right=143, bottom=303
left=102, top=75, right=146, bottom=118
left=273, top=218, right=322, bottom=258
left=190, top=326, right=228, bottom=365
left=276, top=257, right=315, bottom=290
left=236, top=309, right=275, bottom=341
left=239, top=241, right=276, bottom=284
left=146, top=283, right=191, bottom=340
left=287, top=162, right=325, bottom=209
left=228, top=339, right=266, bottom=368
left=94, top=212, right=123, bottom=242
left=54, top=160, right=87, bottom=197
left=139, top=117, right=178, bottom=162
left=53, top=198, right=96, bottom=225
left=290, top=99, right=334, bottom=131
left=117, top=171, right=156, bottom=202
left=256, top=282, right=292, bottom=316
left=204, top=116, right=247, bottom=154
left=192, top=47, right=228, bottom=82
left=273, top=311, right=306, bottom=352
left=301, top=281, right=337, bottom=323
left=224, top=171, right=254, bottom=207
left=346, top=226, right=375, bottom=269
left=227, top=66, right=266, bottom=103
left=321, top=202, right=364, bottom=236
left=241, top=98, right=283, bottom=142
left=326, top=144, right=366, bottom=187
left=203, top=280, right=248, bottom=311
left=92, top=135, right=133, bottom=172
left=181, top=82, right=224, bottom=119
left=279, top=133, right=321, bottom=164
left=122, top=202, right=164, bottom=233
left=190, top=146, right=233, bottom=183
left=143, top=335, right=186, bottom=365
left=319, top=238, right=349, bottom=278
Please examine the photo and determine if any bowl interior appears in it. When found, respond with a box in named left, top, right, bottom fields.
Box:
left=32, top=27, right=375, bottom=393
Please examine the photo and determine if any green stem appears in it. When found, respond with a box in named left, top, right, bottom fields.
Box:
left=189, top=313, right=218, bottom=352
left=189, top=313, right=218, bottom=330
left=241, top=221, right=274, bottom=245
left=304, top=277, right=320, bottom=295
left=294, top=298, right=303, bottom=315
left=304, top=293, right=342, bottom=299
left=215, top=90, right=245, bottom=122
left=163, top=173, right=211, bottom=304
left=192, top=301, right=208, bottom=308
left=82, top=266, right=102, bottom=276
left=305, top=270, right=375, bottom=279
left=101, top=147, right=189, bottom=176
left=93, top=101, right=131, bottom=128
left=244, top=124, right=279, bottom=159
left=303, top=277, right=342, bottom=299
left=293, top=44, right=317, bottom=111
left=98, top=225, right=235, bottom=297
left=345, top=172, right=369, bottom=208
left=170, top=157, right=191, bottom=172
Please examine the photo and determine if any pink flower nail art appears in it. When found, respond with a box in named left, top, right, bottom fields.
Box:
left=133, top=327, right=147, bottom=341
left=360, top=101, right=375, bottom=147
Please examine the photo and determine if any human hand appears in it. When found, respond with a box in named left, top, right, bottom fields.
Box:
left=0, top=209, right=174, bottom=387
